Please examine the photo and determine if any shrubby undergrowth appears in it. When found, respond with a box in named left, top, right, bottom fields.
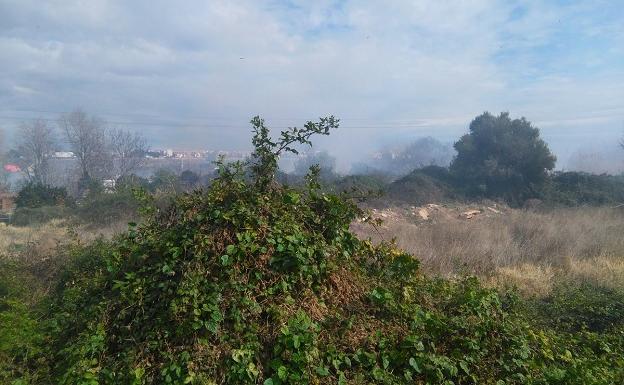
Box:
left=2, top=117, right=624, bottom=384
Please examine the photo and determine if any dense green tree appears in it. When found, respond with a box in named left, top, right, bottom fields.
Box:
left=450, top=112, right=556, bottom=203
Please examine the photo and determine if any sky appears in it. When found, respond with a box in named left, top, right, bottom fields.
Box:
left=1, top=0, right=623, bottom=169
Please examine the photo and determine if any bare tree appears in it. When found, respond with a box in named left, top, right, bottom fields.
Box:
left=108, top=128, right=148, bottom=178
left=59, top=109, right=109, bottom=181
left=14, top=119, right=57, bottom=185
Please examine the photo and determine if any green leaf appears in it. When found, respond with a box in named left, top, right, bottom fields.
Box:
left=409, top=357, right=421, bottom=373
left=372, top=367, right=385, bottom=381
left=278, top=366, right=288, bottom=380
left=293, top=335, right=301, bottom=349
left=382, top=355, right=390, bottom=369
left=315, top=366, right=330, bottom=376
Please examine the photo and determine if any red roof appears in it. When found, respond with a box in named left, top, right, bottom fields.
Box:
left=3, top=164, right=21, bottom=173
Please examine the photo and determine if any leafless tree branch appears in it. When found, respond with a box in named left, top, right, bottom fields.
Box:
left=59, top=109, right=110, bottom=181
left=14, top=119, right=57, bottom=185
left=108, top=128, right=148, bottom=178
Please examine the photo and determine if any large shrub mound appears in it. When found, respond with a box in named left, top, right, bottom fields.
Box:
left=45, top=117, right=624, bottom=385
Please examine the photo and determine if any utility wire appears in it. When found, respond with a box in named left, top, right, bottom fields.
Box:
left=0, top=108, right=454, bottom=125
left=0, top=115, right=440, bottom=129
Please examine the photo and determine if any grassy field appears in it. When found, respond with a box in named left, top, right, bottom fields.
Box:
left=353, top=204, right=624, bottom=297
left=4, top=204, right=623, bottom=299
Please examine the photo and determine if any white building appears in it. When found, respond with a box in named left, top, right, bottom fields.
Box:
left=53, top=151, right=75, bottom=158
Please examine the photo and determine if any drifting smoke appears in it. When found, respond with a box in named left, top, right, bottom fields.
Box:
left=567, top=144, right=624, bottom=175
left=351, top=137, right=455, bottom=176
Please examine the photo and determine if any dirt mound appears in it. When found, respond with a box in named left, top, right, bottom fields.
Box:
left=367, top=202, right=508, bottom=228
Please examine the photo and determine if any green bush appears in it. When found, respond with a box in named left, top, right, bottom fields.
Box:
left=0, top=260, right=49, bottom=384
left=116, top=174, right=151, bottom=190
left=74, top=187, right=140, bottom=226
left=534, top=282, right=624, bottom=333
left=15, top=183, right=70, bottom=209
left=541, top=172, right=624, bottom=206
left=386, top=166, right=461, bottom=205
left=329, top=174, right=389, bottom=196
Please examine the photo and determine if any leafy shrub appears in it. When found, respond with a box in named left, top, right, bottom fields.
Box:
left=74, top=187, right=140, bottom=226
left=535, top=282, right=624, bottom=333
left=541, top=172, right=624, bottom=206
left=116, top=174, right=151, bottom=190
left=329, top=174, right=389, bottom=197
left=0, top=260, right=49, bottom=383
left=386, top=166, right=461, bottom=205
left=15, top=183, right=69, bottom=208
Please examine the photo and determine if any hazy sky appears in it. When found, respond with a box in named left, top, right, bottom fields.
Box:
left=1, top=0, right=623, bottom=168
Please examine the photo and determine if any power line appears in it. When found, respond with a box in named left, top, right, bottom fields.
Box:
left=0, top=108, right=458, bottom=125
left=0, top=115, right=445, bottom=130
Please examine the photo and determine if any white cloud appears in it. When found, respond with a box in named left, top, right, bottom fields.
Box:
left=0, top=0, right=622, bottom=167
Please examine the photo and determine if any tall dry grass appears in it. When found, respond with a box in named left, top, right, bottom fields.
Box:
left=0, top=219, right=131, bottom=299
left=354, top=206, right=624, bottom=296
left=0, top=219, right=129, bottom=261
left=0, top=220, right=69, bottom=261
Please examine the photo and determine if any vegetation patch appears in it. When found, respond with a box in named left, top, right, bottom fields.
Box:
left=2, top=117, right=624, bottom=384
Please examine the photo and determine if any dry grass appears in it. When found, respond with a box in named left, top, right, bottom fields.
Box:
left=0, top=219, right=130, bottom=261
left=0, top=219, right=69, bottom=261
left=354, top=205, right=624, bottom=297
left=0, top=219, right=131, bottom=301
left=3, top=206, right=623, bottom=299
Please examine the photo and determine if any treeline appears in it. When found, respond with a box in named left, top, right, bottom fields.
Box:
left=382, top=167, right=624, bottom=208
left=292, top=113, right=624, bottom=207
left=10, top=168, right=218, bottom=226
left=313, top=112, right=624, bottom=208
left=3, top=108, right=148, bottom=194
left=8, top=111, right=624, bottom=228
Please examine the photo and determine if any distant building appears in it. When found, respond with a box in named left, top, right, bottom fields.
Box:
left=54, top=151, right=75, bottom=158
